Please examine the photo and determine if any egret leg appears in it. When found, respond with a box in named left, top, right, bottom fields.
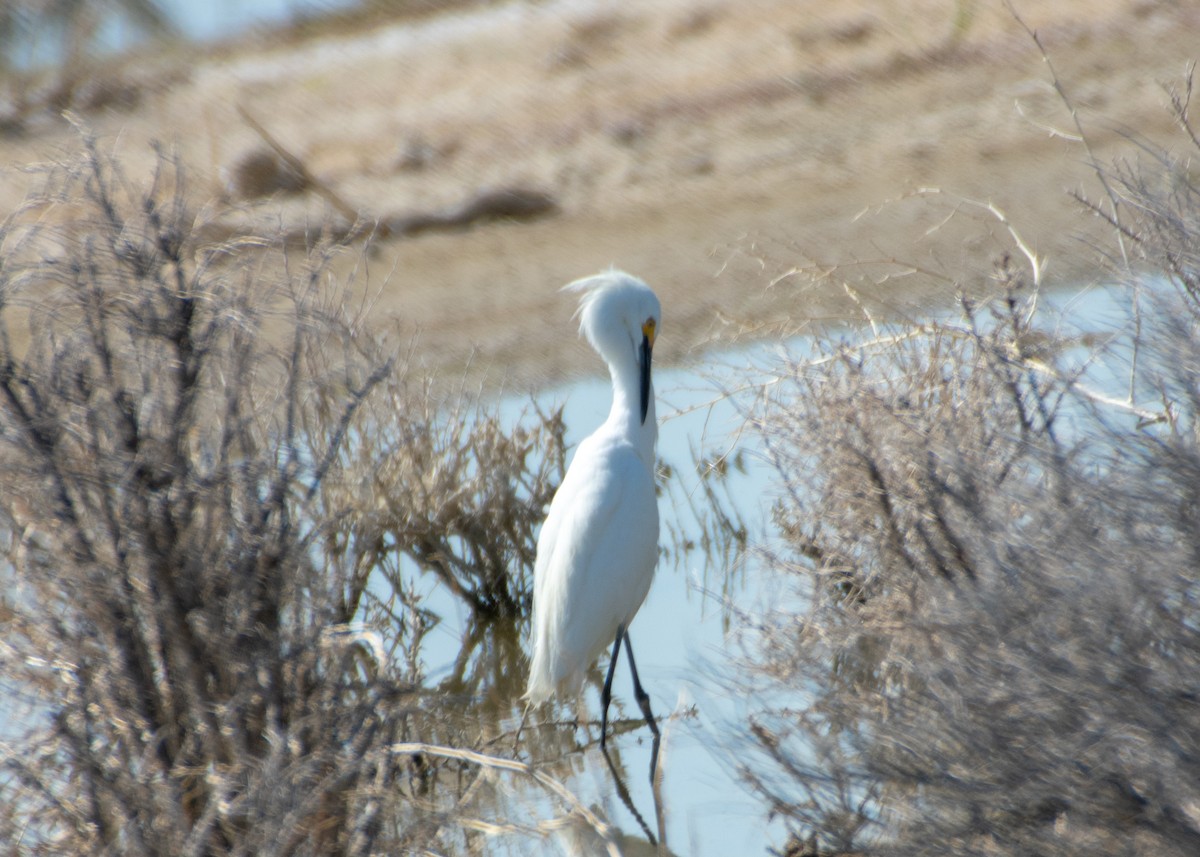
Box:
left=622, top=630, right=662, bottom=782
left=622, top=631, right=659, bottom=739
left=598, top=624, right=625, bottom=752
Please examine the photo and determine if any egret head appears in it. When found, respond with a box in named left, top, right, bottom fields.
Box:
left=563, top=270, right=661, bottom=424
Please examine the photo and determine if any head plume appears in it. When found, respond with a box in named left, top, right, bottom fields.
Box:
left=561, top=270, right=661, bottom=358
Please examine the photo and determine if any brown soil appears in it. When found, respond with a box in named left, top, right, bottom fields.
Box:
left=1, top=0, right=1196, bottom=389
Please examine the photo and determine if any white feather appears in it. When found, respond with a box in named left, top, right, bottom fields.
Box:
left=526, top=270, right=662, bottom=704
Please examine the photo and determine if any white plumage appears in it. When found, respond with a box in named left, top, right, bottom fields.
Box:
left=525, top=271, right=662, bottom=758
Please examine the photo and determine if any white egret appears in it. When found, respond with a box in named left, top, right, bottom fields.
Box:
left=525, top=270, right=662, bottom=772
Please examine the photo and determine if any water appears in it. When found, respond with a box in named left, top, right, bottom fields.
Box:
left=0, top=273, right=1161, bottom=852
left=437, top=279, right=1158, bottom=855
left=160, top=0, right=353, bottom=43
left=7, top=0, right=355, bottom=70
left=527, top=357, right=784, bottom=855
left=409, top=348, right=789, bottom=856
left=10, top=0, right=642, bottom=70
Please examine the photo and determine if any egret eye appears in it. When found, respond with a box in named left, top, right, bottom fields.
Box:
left=527, top=270, right=663, bottom=783
left=642, top=317, right=656, bottom=347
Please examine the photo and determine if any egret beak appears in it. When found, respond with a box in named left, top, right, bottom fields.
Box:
left=639, top=319, right=656, bottom=425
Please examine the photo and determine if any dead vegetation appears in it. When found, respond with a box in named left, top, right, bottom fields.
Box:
left=734, top=72, right=1200, bottom=857
left=0, top=130, right=574, bottom=856
left=5, top=8, right=1200, bottom=855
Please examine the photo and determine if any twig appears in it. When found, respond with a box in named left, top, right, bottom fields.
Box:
left=913, top=188, right=1043, bottom=288
left=1002, top=3, right=1124, bottom=242
left=1002, top=1, right=1137, bottom=400
left=389, top=742, right=624, bottom=857
left=1020, top=356, right=1165, bottom=424
left=1013, top=99, right=1083, bottom=142
left=1162, top=61, right=1200, bottom=151
left=235, top=104, right=366, bottom=231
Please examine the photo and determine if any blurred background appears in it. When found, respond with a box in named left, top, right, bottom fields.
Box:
left=2, top=2, right=1200, bottom=856
left=1, top=0, right=1195, bottom=386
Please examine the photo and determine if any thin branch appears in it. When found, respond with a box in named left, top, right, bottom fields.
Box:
left=236, top=104, right=365, bottom=229
left=389, top=742, right=624, bottom=857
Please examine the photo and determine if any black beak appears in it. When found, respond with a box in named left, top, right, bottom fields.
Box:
left=639, top=334, right=653, bottom=425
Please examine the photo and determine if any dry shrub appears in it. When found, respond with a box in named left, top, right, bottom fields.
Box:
left=327, top=384, right=563, bottom=624
left=0, top=133, right=563, bottom=856
left=738, top=97, right=1200, bottom=857
left=318, top=377, right=565, bottom=734
left=0, top=131, right=415, bottom=856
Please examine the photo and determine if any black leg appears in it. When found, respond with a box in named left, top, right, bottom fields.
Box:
left=622, top=630, right=662, bottom=782
left=599, top=624, right=624, bottom=753
left=622, top=630, right=660, bottom=739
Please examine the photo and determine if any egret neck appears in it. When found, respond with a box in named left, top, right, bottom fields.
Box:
left=602, top=342, right=657, bottom=471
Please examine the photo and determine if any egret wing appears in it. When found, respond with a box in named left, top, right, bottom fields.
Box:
left=527, top=436, right=658, bottom=700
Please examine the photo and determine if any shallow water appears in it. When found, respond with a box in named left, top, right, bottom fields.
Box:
left=402, top=278, right=1163, bottom=855
left=10, top=0, right=350, bottom=69
left=410, top=348, right=789, bottom=855
left=0, top=276, right=1154, bottom=852
left=16, top=0, right=664, bottom=69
